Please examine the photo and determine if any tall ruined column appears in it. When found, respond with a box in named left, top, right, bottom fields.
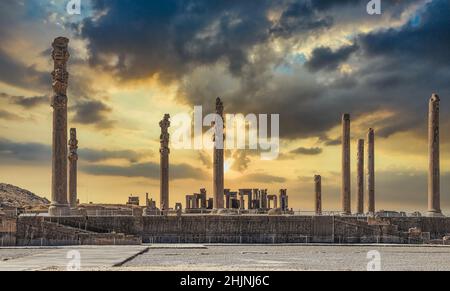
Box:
left=357, top=139, right=364, bottom=215
left=367, top=129, right=375, bottom=215
left=49, top=37, right=70, bottom=216
left=68, top=128, right=78, bottom=208
left=213, top=98, right=225, bottom=209
left=341, top=114, right=351, bottom=215
left=314, top=175, right=322, bottom=215
left=160, top=114, right=171, bottom=211
left=428, top=94, right=443, bottom=217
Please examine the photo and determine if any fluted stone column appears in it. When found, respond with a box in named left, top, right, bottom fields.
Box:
left=367, top=129, right=375, bottom=215
left=428, top=94, right=443, bottom=217
left=314, top=175, right=322, bottom=215
left=213, top=98, right=225, bottom=209
left=341, top=114, right=351, bottom=215
left=160, top=114, right=171, bottom=211
left=68, top=128, right=78, bottom=208
left=49, top=37, right=70, bottom=216
left=357, top=139, right=364, bottom=215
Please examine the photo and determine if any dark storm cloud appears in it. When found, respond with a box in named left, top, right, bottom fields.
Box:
left=360, top=0, right=450, bottom=65
left=70, top=100, right=116, bottom=129
left=0, top=138, right=50, bottom=161
left=305, top=44, right=359, bottom=72
left=0, top=93, right=49, bottom=109
left=290, top=147, right=323, bottom=155
left=0, top=49, right=49, bottom=92
left=269, top=1, right=333, bottom=38
left=82, top=162, right=208, bottom=180
left=77, top=0, right=339, bottom=81
left=0, top=138, right=150, bottom=164
left=194, top=0, right=450, bottom=142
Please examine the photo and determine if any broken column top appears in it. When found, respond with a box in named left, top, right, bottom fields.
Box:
left=52, top=37, right=70, bottom=59
left=342, top=113, right=350, bottom=121
left=431, top=93, right=440, bottom=102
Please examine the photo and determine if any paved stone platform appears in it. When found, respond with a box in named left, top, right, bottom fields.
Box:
left=0, top=246, right=148, bottom=271
left=2, top=244, right=450, bottom=271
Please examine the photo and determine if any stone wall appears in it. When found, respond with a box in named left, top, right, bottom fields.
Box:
left=15, top=215, right=450, bottom=245
left=0, top=217, right=16, bottom=246
left=16, top=216, right=140, bottom=246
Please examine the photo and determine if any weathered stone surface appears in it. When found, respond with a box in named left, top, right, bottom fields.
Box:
left=159, top=114, right=170, bottom=211
left=428, top=94, right=443, bottom=217
left=49, top=37, right=70, bottom=216
left=68, top=128, right=78, bottom=208
left=367, top=129, right=375, bottom=215
left=356, top=139, right=364, bottom=215
left=314, top=175, right=322, bottom=215
left=341, top=114, right=351, bottom=215
left=213, top=98, right=225, bottom=209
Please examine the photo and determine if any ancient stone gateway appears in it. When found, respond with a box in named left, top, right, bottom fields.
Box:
left=267, top=195, right=278, bottom=209
left=49, top=37, right=70, bottom=216
left=159, top=114, right=170, bottom=211
left=239, top=189, right=253, bottom=210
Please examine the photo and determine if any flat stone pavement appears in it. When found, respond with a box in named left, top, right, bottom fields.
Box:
left=122, top=244, right=450, bottom=271
left=2, top=244, right=450, bottom=271
left=0, top=246, right=148, bottom=271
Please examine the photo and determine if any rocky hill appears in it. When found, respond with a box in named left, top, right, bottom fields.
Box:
left=0, top=183, right=49, bottom=209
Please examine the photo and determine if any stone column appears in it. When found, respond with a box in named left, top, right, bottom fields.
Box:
left=428, top=94, right=443, bottom=217
left=68, top=128, right=78, bottom=209
left=159, top=114, right=171, bottom=211
left=213, top=98, right=225, bottom=209
left=341, top=114, right=351, bottom=215
left=357, top=139, right=364, bottom=215
left=314, top=175, right=322, bottom=215
left=367, top=129, right=375, bottom=215
left=49, top=37, right=70, bottom=216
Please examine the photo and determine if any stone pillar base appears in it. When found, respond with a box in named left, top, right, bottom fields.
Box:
left=426, top=211, right=445, bottom=218
left=48, top=203, right=70, bottom=216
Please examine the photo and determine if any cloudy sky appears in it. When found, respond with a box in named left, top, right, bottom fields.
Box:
left=0, top=0, right=449, bottom=213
